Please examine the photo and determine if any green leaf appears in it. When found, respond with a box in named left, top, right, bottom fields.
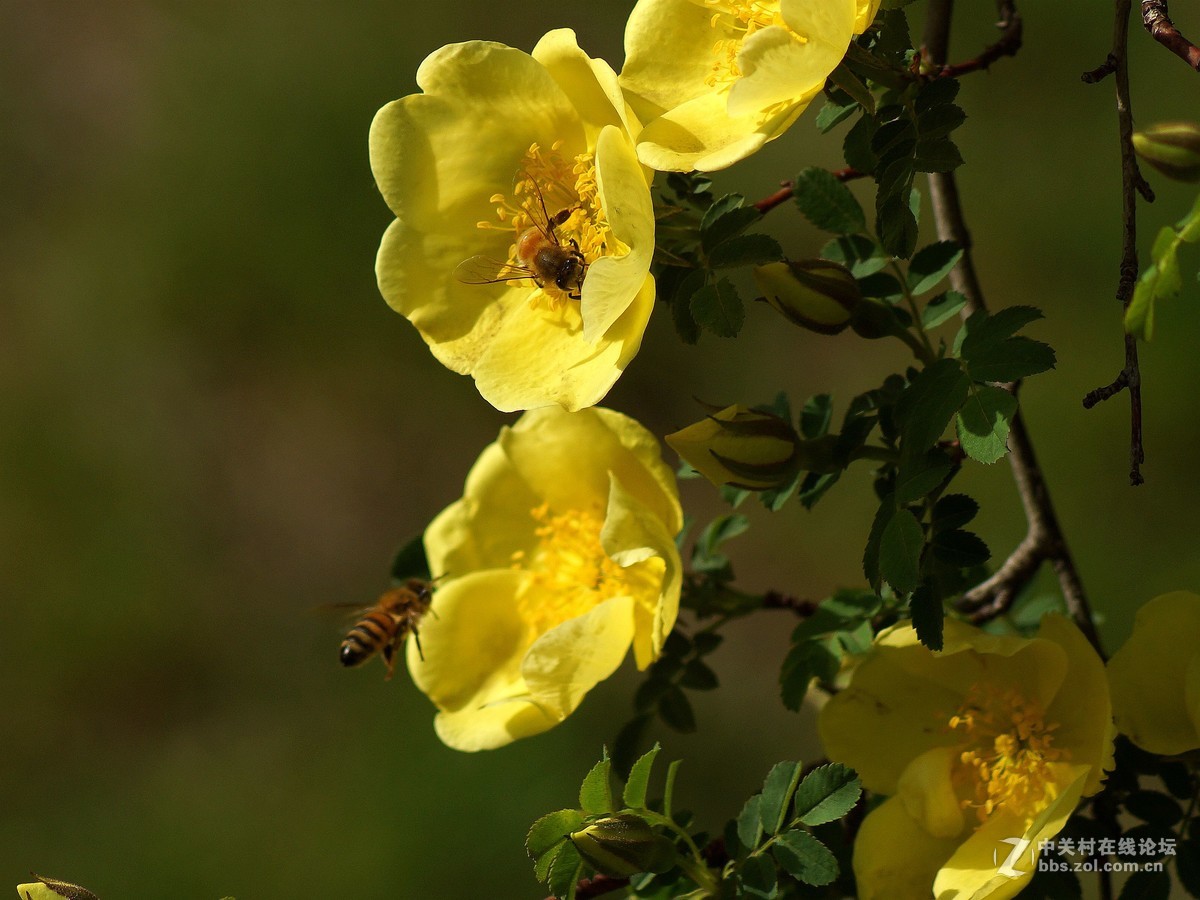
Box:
left=964, top=336, right=1056, bottom=383
left=956, top=384, right=1017, bottom=463
left=791, top=590, right=881, bottom=640
left=909, top=586, right=944, bottom=650
left=759, top=761, right=804, bottom=836
left=697, top=514, right=750, bottom=559
left=907, top=241, right=963, bottom=295
left=801, top=393, right=833, bottom=439
left=895, top=448, right=953, bottom=504
left=821, top=234, right=889, bottom=277
left=701, top=194, right=760, bottom=251
left=737, top=793, right=764, bottom=851
left=922, top=290, right=967, bottom=329
left=828, top=63, right=875, bottom=115
left=668, top=268, right=706, bottom=345
left=843, top=113, right=878, bottom=172
left=680, top=658, right=719, bottom=690
left=658, top=686, right=696, bottom=733
left=690, top=278, right=744, bottom=337
left=897, top=358, right=971, bottom=451
left=1117, top=869, right=1170, bottom=900
left=791, top=763, right=862, bottom=826
left=914, top=137, right=964, bottom=173
left=390, top=533, right=432, bottom=582
left=739, top=855, right=779, bottom=899
left=1126, top=276, right=1156, bottom=341
left=793, top=167, right=867, bottom=234
left=880, top=507, right=923, bottom=594
left=708, top=233, right=783, bottom=268
left=548, top=840, right=585, bottom=900
left=917, top=103, right=966, bottom=139
left=623, top=743, right=661, bottom=809
left=1124, top=790, right=1183, bottom=826
left=1176, top=839, right=1200, bottom=897
left=772, top=830, right=839, bottom=886
left=932, top=493, right=979, bottom=531
left=528, top=809, right=586, bottom=876
left=958, top=305, right=1043, bottom=350
left=612, top=714, right=653, bottom=780
left=862, top=499, right=892, bottom=588
left=915, top=76, right=960, bottom=112
left=816, top=96, right=858, bottom=133
left=579, top=755, right=614, bottom=815
left=779, top=640, right=839, bottom=710
left=877, top=195, right=918, bottom=259
left=931, top=529, right=990, bottom=568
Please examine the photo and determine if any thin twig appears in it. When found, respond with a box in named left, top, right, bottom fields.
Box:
left=754, top=168, right=867, bottom=215
left=923, top=0, right=1105, bottom=656
left=928, top=0, right=1023, bottom=78
left=761, top=591, right=819, bottom=616
left=1143, top=0, right=1200, bottom=71
left=1082, top=0, right=1150, bottom=486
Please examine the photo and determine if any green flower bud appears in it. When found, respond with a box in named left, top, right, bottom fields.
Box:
left=1133, top=122, right=1200, bottom=182
left=666, top=405, right=802, bottom=490
left=17, top=876, right=100, bottom=900
left=753, top=260, right=862, bottom=335
left=569, top=814, right=677, bottom=877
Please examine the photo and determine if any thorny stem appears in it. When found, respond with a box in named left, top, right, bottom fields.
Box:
left=1081, top=0, right=1150, bottom=486
left=1142, top=0, right=1200, bottom=71
left=923, top=0, right=1105, bottom=656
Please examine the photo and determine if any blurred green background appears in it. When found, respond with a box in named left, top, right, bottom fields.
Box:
left=3, top=1, right=1199, bottom=897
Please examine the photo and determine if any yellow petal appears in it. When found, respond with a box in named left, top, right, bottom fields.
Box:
left=523, top=595, right=636, bottom=718
left=581, top=125, right=656, bottom=343
left=933, top=764, right=1091, bottom=900
left=407, top=569, right=529, bottom=714
left=780, top=0, right=857, bottom=43
left=726, top=26, right=834, bottom=120
left=602, top=473, right=682, bottom=667
left=854, top=797, right=960, bottom=900
left=619, top=0, right=724, bottom=122
left=633, top=90, right=777, bottom=172
left=1107, top=590, right=1200, bottom=754
left=854, top=0, right=882, bottom=33
left=898, top=746, right=966, bottom=839
left=533, top=29, right=641, bottom=145
left=1037, top=615, right=1113, bottom=796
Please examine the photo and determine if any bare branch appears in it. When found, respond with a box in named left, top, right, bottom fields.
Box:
left=930, top=0, right=1023, bottom=78
left=754, top=168, right=867, bottom=215
left=1143, top=0, right=1200, bottom=71
left=923, top=0, right=1105, bottom=656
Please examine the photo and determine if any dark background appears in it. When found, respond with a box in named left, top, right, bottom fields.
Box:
left=2, top=1, right=1199, bottom=896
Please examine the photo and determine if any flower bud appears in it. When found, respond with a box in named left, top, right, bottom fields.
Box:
left=1133, top=122, right=1200, bottom=182
left=753, top=260, right=862, bottom=335
left=569, top=814, right=677, bottom=877
left=17, top=876, right=100, bottom=900
left=666, top=405, right=803, bottom=490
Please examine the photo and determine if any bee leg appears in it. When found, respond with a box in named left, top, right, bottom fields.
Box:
left=411, top=626, right=426, bottom=662
left=382, top=641, right=397, bottom=681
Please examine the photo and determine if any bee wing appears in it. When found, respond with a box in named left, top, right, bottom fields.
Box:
left=454, top=255, right=535, bottom=285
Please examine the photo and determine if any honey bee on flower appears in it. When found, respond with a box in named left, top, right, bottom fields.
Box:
left=370, top=31, right=655, bottom=413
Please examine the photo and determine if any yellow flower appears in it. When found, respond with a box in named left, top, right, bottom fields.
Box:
left=665, top=404, right=803, bottom=490
left=410, top=407, right=683, bottom=751
left=819, top=617, right=1113, bottom=900
left=620, top=0, right=881, bottom=172
left=370, top=30, right=655, bottom=412
left=1107, top=590, right=1200, bottom=755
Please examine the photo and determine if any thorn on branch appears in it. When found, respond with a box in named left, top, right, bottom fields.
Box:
left=1082, top=53, right=1118, bottom=83
left=1143, top=0, right=1200, bottom=72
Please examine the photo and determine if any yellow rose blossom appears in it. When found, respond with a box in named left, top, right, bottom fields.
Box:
left=619, top=0, right=881, bottom=171
left=1107, top=590, right=1200, bottom=755
left=410, top=407, right=683, bottom=751
left=819, top=616, right=1113, bottom=900
left=370, top=30, right=655, bottom=412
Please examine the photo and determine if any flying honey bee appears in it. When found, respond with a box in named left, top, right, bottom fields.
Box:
left=455, top=174, right=587, bottom=299
left=338, top=578, right=434, bottom=680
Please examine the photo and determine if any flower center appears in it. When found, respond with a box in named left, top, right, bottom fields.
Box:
left=510, top=502, right=652, bottom=636
left=948, top=685, right=1068, bottom=825
left=476, top=141, right=611, bottom=308
left=697, top=0, right=785, bottom=89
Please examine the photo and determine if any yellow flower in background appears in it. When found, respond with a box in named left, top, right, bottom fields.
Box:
left=410, top=407, right=683, bottom=751
left=370, top=30, right=655, bottom=412
left=819, top=617, right=1112, bottom=900
left=620, top=0, right=881, bottom=172
left=1107, top=590, right=1200, bottom=755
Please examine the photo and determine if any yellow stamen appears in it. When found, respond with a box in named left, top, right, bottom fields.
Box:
left=947, top=685, right=1067, bottom=827
left=511, top=502, right=656, bottom=636
left=476, top=141, right=612, bottom=310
